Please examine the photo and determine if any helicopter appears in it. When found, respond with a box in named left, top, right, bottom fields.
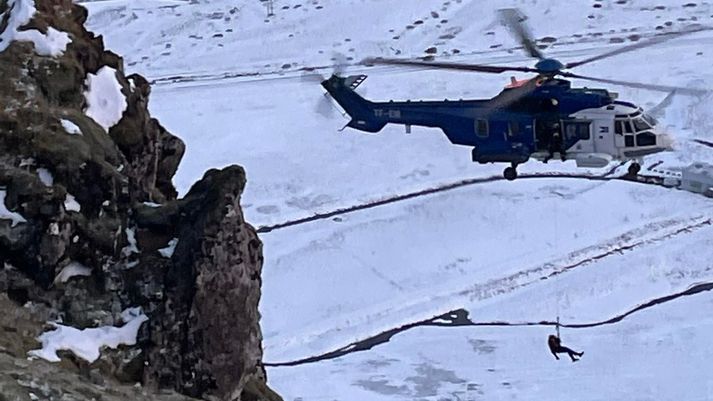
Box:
left=319, top=9, right=710, bottom=180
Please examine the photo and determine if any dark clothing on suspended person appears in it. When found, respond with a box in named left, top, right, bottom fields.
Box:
left=546, top=129, right=565, bottom=162
left=548, top=335, right=583, bottom=362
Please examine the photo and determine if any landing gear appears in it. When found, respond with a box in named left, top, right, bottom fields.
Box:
left=504, top=163, right=518, bottom=181
left=628, top=162, right=641, bottom=177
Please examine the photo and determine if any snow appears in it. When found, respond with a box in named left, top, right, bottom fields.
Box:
left=123, top=227, right=139, bottom=255
left=0, top=0, right=71, bottom=56
left=259, top=180, right=713, bottom=362
left=60, top=119, right=82, bottom=135
left=37, top=167, right=53, bottom=187
left=14, top=27, right=71, bottom=57
left=0, top=189, right=27, bottom=227
left=158, top=238, right=178, bottom=258
left=53, top=261, right=92, bottom=284
left=142, top=201, right=161, bottom=207
left=82, top=1, right=713, bottom=399
left=28, top=307, right=148, bottom=363
left=269, top=294, right=713, bottom=401
left=83, top=66, right=127, bottom=132
left=0, top=0, right=36, bottom=54
left=63, top=194, right=80, bottom=212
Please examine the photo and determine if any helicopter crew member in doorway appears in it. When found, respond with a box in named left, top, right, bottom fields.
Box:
left=547, top=334, right=583, bottom=362
left=549, top=124, right=566, bottom=162
left=544, top=122, right=565, bottom=163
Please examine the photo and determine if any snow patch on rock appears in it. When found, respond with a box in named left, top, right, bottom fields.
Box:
left=158, top=238, right=178, bottom=258
left=83, top=66, right=127, bottom=132
left=60, top=119, right=82, bottom=135
left=0, top=189, right=27, bottom=227
left=28, top=307, right=148, bottom=363
left=64, top=194, right=80, bottom=212
left=53, top=261, right=92, bottom=284
left=37, top=167, right=53, bottom=187
left=14, top=27, right=72, bottom=56
left=0, top=0, right=71, bottom=56
left=123, top=227, right=139, bottom=255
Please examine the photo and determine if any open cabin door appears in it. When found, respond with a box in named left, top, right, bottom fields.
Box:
left=534, top=117, right=559, bottom=152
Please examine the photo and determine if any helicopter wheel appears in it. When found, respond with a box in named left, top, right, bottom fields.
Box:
left=628, top=162, right=641, bottom=177
left=504, top=166, right=518, bottom=181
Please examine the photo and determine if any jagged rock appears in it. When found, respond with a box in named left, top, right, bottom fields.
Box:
left=137, top=167, right=278, bottom=401
left=0, top=0, right=281, bottom=400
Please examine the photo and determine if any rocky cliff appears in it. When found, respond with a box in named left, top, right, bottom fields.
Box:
left=0, top=1, right=281, bottom=400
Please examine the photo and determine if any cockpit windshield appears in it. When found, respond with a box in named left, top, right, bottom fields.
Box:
left=642, top=113, right=658, bottom=126
left=632, top=117, right=651, bottom=131
left=615, top=111, right=658, bottom=148
left=616, top=114, right=656, bottom=134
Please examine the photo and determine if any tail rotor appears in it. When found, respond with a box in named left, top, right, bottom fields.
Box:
left=304, top=53, right=353, bottom=119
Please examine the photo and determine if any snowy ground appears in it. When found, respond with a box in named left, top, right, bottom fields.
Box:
left=81, top=1, right=713, bottom=400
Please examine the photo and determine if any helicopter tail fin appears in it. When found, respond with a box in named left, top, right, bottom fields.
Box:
left=321, top=74, right=386, bottom=132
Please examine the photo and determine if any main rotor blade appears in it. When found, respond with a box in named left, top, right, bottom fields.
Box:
left=497, top=8, right=544, bottom=60
left=565, top=26, right=710, bottom=69
left=647, top=90, right=677, bottom=117
left=363, top=57, right=539, bottom=74
left=560, top=71, right=711, bottom=95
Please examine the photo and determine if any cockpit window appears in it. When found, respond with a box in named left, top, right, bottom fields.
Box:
left=643, top=114, right=658, bottom=126
left=632, top=117, right=651, bottom=131
left=623, top=120, right=633, bottom=134
left=636, top=131, right=656, bottom=146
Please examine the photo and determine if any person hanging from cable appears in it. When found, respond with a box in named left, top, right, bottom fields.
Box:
left=547, top=334, right=583, bottom=362
left=547, top=318, right=583, bottom=362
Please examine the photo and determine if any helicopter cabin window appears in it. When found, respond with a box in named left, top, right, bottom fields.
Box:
left=564, top=121, right=591, bottom=141
left=636, top=131, right=656, bottom=146
left=476, top=119, right=489, bottom=138
left=625, top=135, right=635, bottom=147
left=507, top=121, right=521, bottom=137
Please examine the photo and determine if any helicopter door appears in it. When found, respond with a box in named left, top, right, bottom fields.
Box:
left=592, top=118, right=615, bottom=154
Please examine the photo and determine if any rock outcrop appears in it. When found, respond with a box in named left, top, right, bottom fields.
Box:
left=0, top=1, right=281, bottom=400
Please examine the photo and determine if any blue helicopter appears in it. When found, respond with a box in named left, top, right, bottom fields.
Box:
left=320, top=9, right=708, bottom=180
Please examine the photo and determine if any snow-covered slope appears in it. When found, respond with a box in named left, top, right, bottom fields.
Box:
left=82, top=0, right=713, bottom=399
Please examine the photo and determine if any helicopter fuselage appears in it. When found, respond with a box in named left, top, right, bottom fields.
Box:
left=321, top=74, right=672, bottom=178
